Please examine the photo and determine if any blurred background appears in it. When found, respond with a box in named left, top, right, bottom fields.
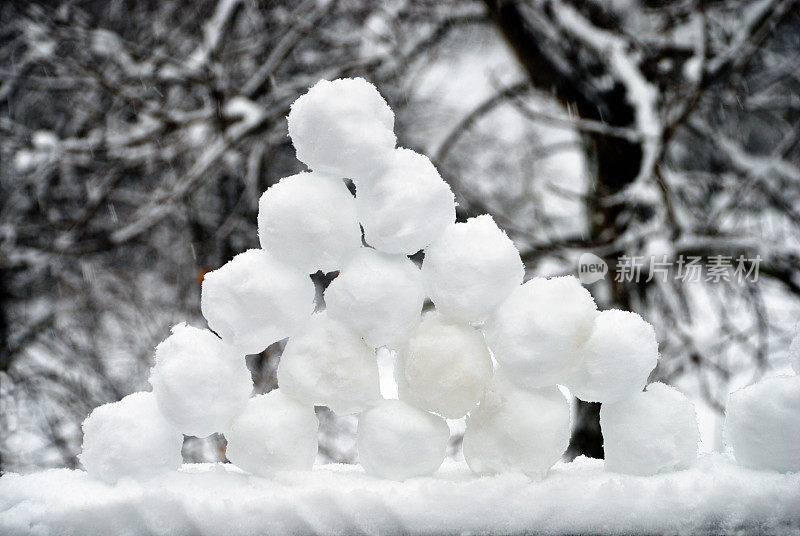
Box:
left=2, top=0, right=799, bottom=473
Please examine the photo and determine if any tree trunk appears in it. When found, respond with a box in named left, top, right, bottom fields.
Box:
left=483, top=0, right=645, bottom=458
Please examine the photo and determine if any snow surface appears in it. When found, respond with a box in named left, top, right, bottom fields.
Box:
left=276, top=312, right=380, bottom=415
left=79, top=392, right=183, bottom=485
left=395, top=312, right=492, bottom=418
left=565, top=309, right=659, bottom=403
left=324, top=247, right=425, bottom=349
left=201, top=249, right=315, bottom=355
left=724, top=375, right=800, bottom=473
left=422, top=214, right=524, bottom=323
left=2, top=455, right=798, bottom=536
left=463, top=371, right=570, bottom=479
left=287, top=77, right=396, bottom=180
left=257, top=171, right=361, bottom=274
left=601, top=382, right=700, bottom=476
left=225, top=390, right=319, bottom=477
left=484, top=276, right=598, bottom=388
left=356, top=148, right=455, bottom=255
left=356, top=399, right=448, bottom=481
left=148, top=324, right=252, bottom=438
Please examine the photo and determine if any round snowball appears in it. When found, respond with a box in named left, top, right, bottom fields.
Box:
left=724, top=375, right=800, bottom=473
left=277, top=312, right=380, bottom=415
left=565, top=309, right=659, bottom=403
left=357, top=148, right=455, bottom=255
left=325, top=248, right=424, bottom=348
left=422, top=215, right=523, bottom=322
left=463, top=371, right=570, bottom=479
left=258, top=171, right=361, bottom=274
left=357, top=399, right=449, bottom=481
left=225, top=390, right=319, bottom=477
left=484, top=276, right=598, bottom=388
left=601, top=382, right=699, bottom=476
left=396, top=313, right=493, bottom=418
left=288, top=77, right=396, bottom=179
left=80, top=392, right=183, bottom=484
left=149, top=324, right=252, bottom=437
left=201, top=249, right=315, bottom=355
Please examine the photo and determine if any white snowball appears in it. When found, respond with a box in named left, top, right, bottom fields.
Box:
left=287, top=78, right=396, bottom=179
left=149, top=324, right=252, bottom=438
left=357, top=148, right=455, bottom=255
left=201, top=249, right=315, bottom=355
left=258, top=171, right=361, bottom=274
left=723, top=375, right=800, bottom=473
left=225, top=389, right=319, bottom=477
left=789, top=330, right=800, bottom=375
left=484, top=276, right=598, bottom=388
left=422, top=215, right=523, bottom=323
left=396, top=312, right=493, bottom=418
left=565, top=309, right=659, bottom=403
left=80, top=392, right=183, bottom=484
left=463, top=370, right=570, bottom=478
left=357, top=399, right=449, bottom=481
left=324, top=248, right=424, bottom=349
left=601, top=382, right=699, bottom=476
left=277, top=312, right=380, bottom=415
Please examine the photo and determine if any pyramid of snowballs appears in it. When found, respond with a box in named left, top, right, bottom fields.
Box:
left=79, top=78, right=800, bottom=484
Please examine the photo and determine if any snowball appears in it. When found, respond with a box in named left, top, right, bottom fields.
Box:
left=258, top=171, right=361, bottom=274
left=790, top=330, right=800, bottom=375
left=601, top=382, right=699, bottom=476
left=149, top=324, right=252, bottom=437
left=422, top=215, right=523, bottom=323
left=723, top=375, right=800, bottom=473
left=357, top=399, right=449, bottom=481
left=225, top=389, right=319, bottom=477
left=277, top=312, right=380, bottom=415
left=565, top=309, right=659, bottom=403
left=483, top=276, right=598, bottom=388
left=357, top=148, right=455, bottom=255
left=287, top=78, right=396, bottom=179
left=463, top=370, right=570, bottom=478
left=324, top=248, right=424, bottom=348
left=201, top=249, right=315, bottom=355
left=396, top=313, right=493, bottom=418
left=80, top=392, right=183, bottom=484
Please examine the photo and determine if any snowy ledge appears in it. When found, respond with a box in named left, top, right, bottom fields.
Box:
left=2, top=455, right=799, bottom=536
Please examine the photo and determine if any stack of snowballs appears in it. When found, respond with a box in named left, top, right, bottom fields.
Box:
left=80, top=78, right=800, bottom=484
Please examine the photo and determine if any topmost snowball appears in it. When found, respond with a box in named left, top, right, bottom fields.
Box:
left=288, top=78, right=396, bottom=179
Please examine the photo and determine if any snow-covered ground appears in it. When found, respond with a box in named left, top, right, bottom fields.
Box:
left=2, top=455, right=798, bottom=536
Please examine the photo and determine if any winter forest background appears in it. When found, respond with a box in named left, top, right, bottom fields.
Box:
left=1, top=0, right=799, bottom=473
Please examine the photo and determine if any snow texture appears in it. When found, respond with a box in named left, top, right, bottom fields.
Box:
left=149, top=324, right=252, bottom=438
left=565, top=309, right=659, bottom=403
left=200, top=249, right=315, bottom=355
left=324, top=247, right=425, bottom=349
left=288, top=77, right=396, bottom=180
left=225, top=390, right=319, bottom=477
left=257, top=171, right=361, bottom=274
left=463, top=370, right=570, bottom=479
left=395, top=312, right=493, bottom=418
left=790, top=330, right=800, bottom=375
left=79, top=392, right=183, bottom=485
left=724, top=375, right=800, bottom=473
left=601, top=382, right=699, bottom=476
left=483, top=276, right=598, bottom=388
left=277, top=312, right=380, bottom=415
left=2, top=456, right=799, bottom=536
left=422, top=215, right=524, bottom=323
left=357, top=399, right=449, bottom=481
left=357, top=148, right=456, bottom=255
